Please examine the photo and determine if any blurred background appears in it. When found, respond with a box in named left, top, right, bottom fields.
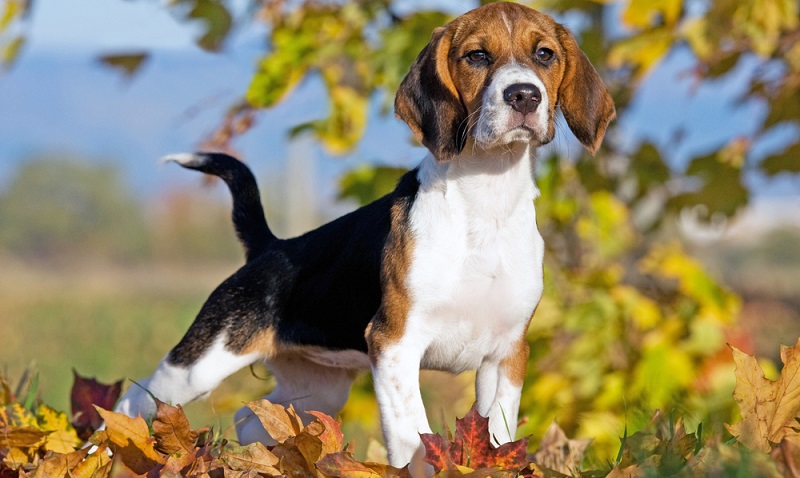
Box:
left=1, top=0, right=799, bottom=463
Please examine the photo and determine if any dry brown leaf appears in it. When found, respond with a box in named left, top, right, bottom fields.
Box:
left=70, top=445, right=113, bottom=478
left=606, top=464, right=646, bottom=478
left=316, top=451, right=407, bottom=478
left=772, top=432, right=800, bottom=478
left=294, top=429, right=324, bottom=469
left=31, top=447, right=88, bottom=478
left=726, top=339, right=800, bottom=453
left=95, top=406, right=166, bottom=474
left=220, top=441, right=280, bottom=475
left=0, top=426, right=47, bottom=448
left=152, top=398, right=198, bottom=456
left=531, top=421, right=591, bottom=474
left=275, top=442, right=318, bottom=476
left=246, top=399, right=299, bottom=443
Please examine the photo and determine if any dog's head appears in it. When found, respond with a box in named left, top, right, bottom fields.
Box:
left=395, top=2, right=616, bottom=161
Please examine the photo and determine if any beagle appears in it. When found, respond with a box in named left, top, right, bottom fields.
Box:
left=115, top=2, right=615, bottom=468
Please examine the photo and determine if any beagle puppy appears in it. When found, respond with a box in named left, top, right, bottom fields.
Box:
left=115, top=2, right=614, bottom=468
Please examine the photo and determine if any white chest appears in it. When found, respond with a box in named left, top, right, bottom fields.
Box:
left=404, top=151, right=545, bottom=374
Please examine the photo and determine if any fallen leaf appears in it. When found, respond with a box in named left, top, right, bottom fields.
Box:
left=0, top=426, right=47, bottom=448
left=220, top=442, right=280, bottom=475
left=246, top=399, right=301, bottom=442
left=532, top=422, right=591, bottom=474
left=69, top=445, right=112, bottom=478
left=316, top=451, right=409, bottom=478
left=2, top=446, right=32, bottom=470
left=70, top=371, right=122, bottom=440
left=152, top=398, right=198, bottom=456
left=308, top=409, right=345, bottom=454
left=606, top=464, right=646, bottom=478
left=421, top=404, right=530, bottom=474
left=95, top=406, right=165, bottom=474
left=420, top=432, right=458, bottom=472
left=37, top=403, right=81, bottom=453
left=726, top=339, right=800, bottom=453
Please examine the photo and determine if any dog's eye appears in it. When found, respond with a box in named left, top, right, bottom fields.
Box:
left=465, top=50, right=491, bottom=66
left=535, top=47, right=554, bottom=65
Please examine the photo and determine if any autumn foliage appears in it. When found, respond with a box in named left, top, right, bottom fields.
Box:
left=3, top=341, right=800, bottom=477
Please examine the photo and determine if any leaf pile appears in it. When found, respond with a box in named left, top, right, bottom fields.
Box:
left=5, top=340, right=800, bottom=477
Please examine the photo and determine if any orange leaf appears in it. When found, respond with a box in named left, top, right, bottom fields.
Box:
left=308, top=409, right=345, bottom=454
left=95, top=406, right=165, bottom=474
left=316, top=451, right=409, bottom=478
left=421, top=404, right=530, bottom=473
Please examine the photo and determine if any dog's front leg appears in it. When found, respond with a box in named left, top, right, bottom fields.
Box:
left=475, top=337, right=530, bottom=445
left=370, top=339, right=432, bottom=468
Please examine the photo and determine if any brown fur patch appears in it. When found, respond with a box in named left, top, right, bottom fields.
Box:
left=500, top=333, right=531, bottom=388
left=240, top=328, right=279, bottom=358
left=366, top=200, right=415, bottom=363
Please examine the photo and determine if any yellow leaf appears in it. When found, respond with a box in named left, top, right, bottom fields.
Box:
left=608, top=28, right=673, bottom=79
left=2, top=402, right=38, bottom=427
left=726, top=339, right=800, bottom=453
left=36, top=403, right=81, bottom=453
left=2, top=446, right=31, bottom=470
left=681, top=18, right=712, bottom=60
left=0, top=0, right=21, bottom=31
left=622, top=0, right=682, bottom=28
left=70, top=445, right=112, bottom=478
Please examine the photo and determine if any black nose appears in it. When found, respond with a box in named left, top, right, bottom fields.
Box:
left=503, top=83, right=541, bottom=115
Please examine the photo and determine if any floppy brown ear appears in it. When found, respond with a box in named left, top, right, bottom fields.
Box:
left=395, top=27, right=467, bottom=161
left=556, top=25, right=616, bottom=154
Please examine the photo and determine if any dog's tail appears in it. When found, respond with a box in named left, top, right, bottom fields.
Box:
left=162, top=152, right=276, bottom=261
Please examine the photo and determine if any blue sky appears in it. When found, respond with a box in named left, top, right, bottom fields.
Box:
left=1, top=0, right=797, bottom=213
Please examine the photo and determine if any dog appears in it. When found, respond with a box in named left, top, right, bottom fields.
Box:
left=115, top=2, right=615, bottom=468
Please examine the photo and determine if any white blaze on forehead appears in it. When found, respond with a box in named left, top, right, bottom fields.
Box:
left=501, top=12, right=513, bottom=36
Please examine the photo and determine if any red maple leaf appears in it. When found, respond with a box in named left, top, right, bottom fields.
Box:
left=420, top=403, right=530, bottom=473
left=70, top=370, right=122, bottom=440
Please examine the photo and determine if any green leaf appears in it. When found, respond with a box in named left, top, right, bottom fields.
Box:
left=338, top=165, right=408, bottom=206
left=761, top=141, right=800, bottom=176
left=669, top=140, right=750, bottom=219
left=98, top=52, right=149, bottom=78
left=173, top=0, right=232, bottom=52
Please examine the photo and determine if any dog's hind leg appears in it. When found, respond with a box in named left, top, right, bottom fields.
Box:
left=234, top=353, right=357, bottom=445
left=115, top=332, right=260, bottom=420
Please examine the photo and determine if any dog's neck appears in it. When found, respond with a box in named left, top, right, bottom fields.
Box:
left=417, top=141, right=539, bottom=221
